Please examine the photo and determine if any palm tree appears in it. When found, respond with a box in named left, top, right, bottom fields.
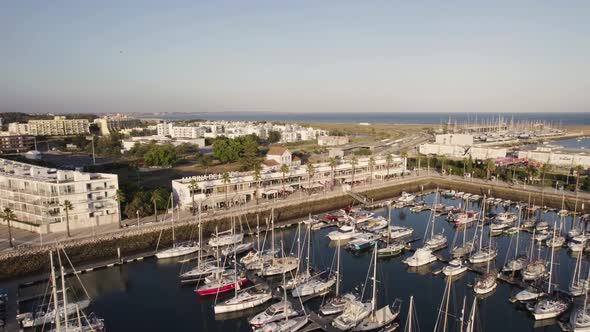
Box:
left=463, top=157, right=469, bottom=176
left=115, top=189, right=125, bottom=228
left=306, top=162, right=315, bottom=192
left=253, top=163, right=262, bottom=204
left=351, top=156, right=358, bottom=188
left=188, top=179, right=199, bottom=215
left=329, top=157, right=337, bottom=189
left=526, top=164, right=539, bottom=186
left=62, top=200, right=73, bottom=237
left=485, top=159, right=496, bottom=180
left=385, top=153, right=393, bottom=179
left=440, top=155, right=447, bottom=175
left=540, top=163, right=550, bottom=189
left=2, top=208, right=16, bottom=248
left=280, top=164, right=289, bottom=191
left=222, top=172, right=231, bottom=209
left=368, top=157, right=375, bottom=184
left=150, top=190, right=165, bottom=223
left=575, top=164, right=584, bottom=193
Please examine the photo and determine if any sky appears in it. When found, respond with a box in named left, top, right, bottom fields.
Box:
left=1, top=1, right=590, bottom=114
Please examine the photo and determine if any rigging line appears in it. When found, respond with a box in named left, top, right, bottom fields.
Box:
left=61, top=246, right=91, bottom=301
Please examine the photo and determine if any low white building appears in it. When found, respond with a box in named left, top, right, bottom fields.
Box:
left=121, top=136, right=205, bottom=152
left=172, top=155, right=407, bottom=210
left=419, top=143, right=506, bottom=160
left=518, top=149, right=590, bottom=168
left=0, top=158, right=119, bottom=234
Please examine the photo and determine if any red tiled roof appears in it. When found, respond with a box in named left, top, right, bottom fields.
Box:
left=267, top=146, right=289, bottom=156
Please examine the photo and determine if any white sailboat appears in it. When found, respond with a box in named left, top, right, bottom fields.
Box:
left=568, top=269, right=590, bottom=331
left=502, top=206, right=527, bottom=273
left=442, top=258, right=467, bottom=277
left=570, top=251, right=589, bottom=296
left=522, top=229, right=547, bottom=281
left=378, top=202, right=407, bottom=257
left=423, top=192, right=447, bottom=251
left=530, top=222, right=570, bottom=320
left=259, top=216, right=298, bottom=277
left=156, top=194, right=199, bottom=259
left=473, top=223, right=497, bottom=295
left=469, top=198, right=497, bottom=265
left=353, top=244, right=401, bottom=331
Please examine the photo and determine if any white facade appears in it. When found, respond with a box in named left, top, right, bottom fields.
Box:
left=25, top=116, right=90, bottom=136
left=121, top=136, right=205, bottom=152
left=172, top=155, right=407, bottom=210
left=8, top=123, right=30, bottom=135
left=0, top=158, right=119, bottom=234
left=94, top=115, right=140, bottom=136
left=435, top=134, right=474, bottom=146
left=419, top=143, right=506, bottom=160
left=157, top=122, right=204, bottom=139
left=518, top=150, right=590, bottom=167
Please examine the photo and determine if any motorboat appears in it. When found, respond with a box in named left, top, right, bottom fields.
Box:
left=346, top=233, right=381, bottom=252
left=249, top=300, right=299, bottom=327
left=473, top=274, right=497, bottom=295
left=513, top=286, right=544, bottom=302
left=442, top=258, right=468, bottom=276
left=402, top=247, right=437, bottom=267
left=383, top=226, right=414, bottom=240
left=522, top=260, right=547, bottom=281
left=530, top=297, right=569, bottom=320
left=259, top=315, right=308, bottom=332
left=327, top=225, right=356, bottom=241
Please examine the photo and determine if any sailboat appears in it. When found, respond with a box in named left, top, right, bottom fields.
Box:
left=283, top=223, right=312, bottom=290
left=568, top=268, right=590, bottom=331
left=214, top=241, right=272, bottom=314
left=469, top=198, right=497, bottom=264
left=319, top=240, right=358, bottom=316
left=522, top=229, right=547, bottom=281
left=423, top=192, right=447, bottom=251
left=259, top=216, right=298, bottom=277
left=464, top=297, right=478, bottom=332
left=502, top=206, right=528, bottom=273
left=403, top=295, right=419, bottom=332
left=156, top=194, right=199, bottom=259
left=179, top=213, right=223, bottom=281
left=292, top=224, right=336, bottom=298
left=570, top=252, right=589, bottom=296
left=258, top=263, right=308, bottom=332
left=450, top=221, right=476, bottom=258
left=353, top=244, right=401, bottom=331
left=378, top=203, right=406, bottom=257
left=24, top=250, right=105, bottom=332
left=529, top=222, right=570, bottom=320
left=473, top=221, right=497, bottom=295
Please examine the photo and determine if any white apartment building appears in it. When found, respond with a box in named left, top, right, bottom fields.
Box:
left=157, top=122, right=204, bottom=139
left=94, top=115, right=140, bottom=136
left=0, top=158, right=119, bottom=234
left=25, top=116, right=90, bottom=136
left=318, top=136, right=350, bottom=146
left=8, top=123, right=30, bottom=135
left=172, top=155, right=407, bottom=210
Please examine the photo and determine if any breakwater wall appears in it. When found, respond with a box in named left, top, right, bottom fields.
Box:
left=0, top=176, right=587, bottom=279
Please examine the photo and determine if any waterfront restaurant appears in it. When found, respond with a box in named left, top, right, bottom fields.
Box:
left=172, top=155, right=407, bottom=211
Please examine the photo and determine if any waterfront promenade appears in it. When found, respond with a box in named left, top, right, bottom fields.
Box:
left=1, top=171, right=589, bottom=254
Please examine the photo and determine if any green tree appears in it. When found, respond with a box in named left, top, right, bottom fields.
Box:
left=62, top=200, right=73, bottom=237
left=2, top=208, right=16, bottom=248
left=188, top=179, right=200, bottom=215
left=144, top=144, right=177, bottom=166
left=150, top=189, right=168, bottom=222
left=540, top=163, right=550, bottom=188
left=280, top=164, right=289, bottom=190
left=240, top=136, right=259, bottom=170
left=575, top=164, right=585, bottom=192
left=115, top=189, right=126, bottom=228
left=329, top=157, right=337, bottom=189
left=125, top=191, right=152, bottom=219
left=368, top=157, right=375, bottom=184
left=385, top=153, right=393, bottom=178
left=268, top=130, right=282, bottom=144
left=485, top=159, right=496, bottom=180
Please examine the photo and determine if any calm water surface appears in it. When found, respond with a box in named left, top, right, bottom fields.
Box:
left=8, top=193, right=589, bottom=332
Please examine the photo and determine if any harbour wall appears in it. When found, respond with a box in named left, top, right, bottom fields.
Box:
left=0, top=176, right=587, bottom=279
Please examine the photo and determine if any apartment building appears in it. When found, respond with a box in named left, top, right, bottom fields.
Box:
left=94, top=115, right=140, bottom=136
left=0, top=158, right=119, bottom=234
left=26, top=116, right=90, bottom=136
left=172, top=155, right=407, bottom=210
left=0, top=134, right=34, bottom=154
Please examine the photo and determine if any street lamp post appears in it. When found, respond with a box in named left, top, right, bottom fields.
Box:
left=136, top=210, right=140, bottom=227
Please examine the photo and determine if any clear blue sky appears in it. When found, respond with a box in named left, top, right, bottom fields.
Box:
left=2, top=1, right=589, bottom=114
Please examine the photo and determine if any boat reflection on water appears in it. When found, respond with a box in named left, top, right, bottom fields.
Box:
left=474, top=287, right=497, bottom=300
left=406, top=264, right=433, bottom=276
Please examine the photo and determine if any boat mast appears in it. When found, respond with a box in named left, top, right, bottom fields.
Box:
left=50, top=251, right=62, bottom=331
left=306, top=223, right=311, bottom=275
left=406, top=295, right=413, bottom=332
left=171, top=193, right=175, bottom=247
left=371, top=243, right=378, bottom=315
left=233, top=224, right=238, bottom=298
left=197, top=207, right=202, bottom=268
left=271, top=209, right=276, bottom=265
left=514, top=206, right=521, bottom=259
left=466, top=297, right=477, bottom=332
left=336, top=239, right=341, bottom=297
left=58, top=251, right=68, bottom=331
left=548, top=221, right=557, bottom=294
left=478, top=196, right=486, bottom=251
left=459, top=296, right=466, bottom=332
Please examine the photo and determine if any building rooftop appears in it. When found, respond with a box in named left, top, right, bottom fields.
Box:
left=267, top=146, right=289, bottom=155
left=0, top=158, right=114, bottom=183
